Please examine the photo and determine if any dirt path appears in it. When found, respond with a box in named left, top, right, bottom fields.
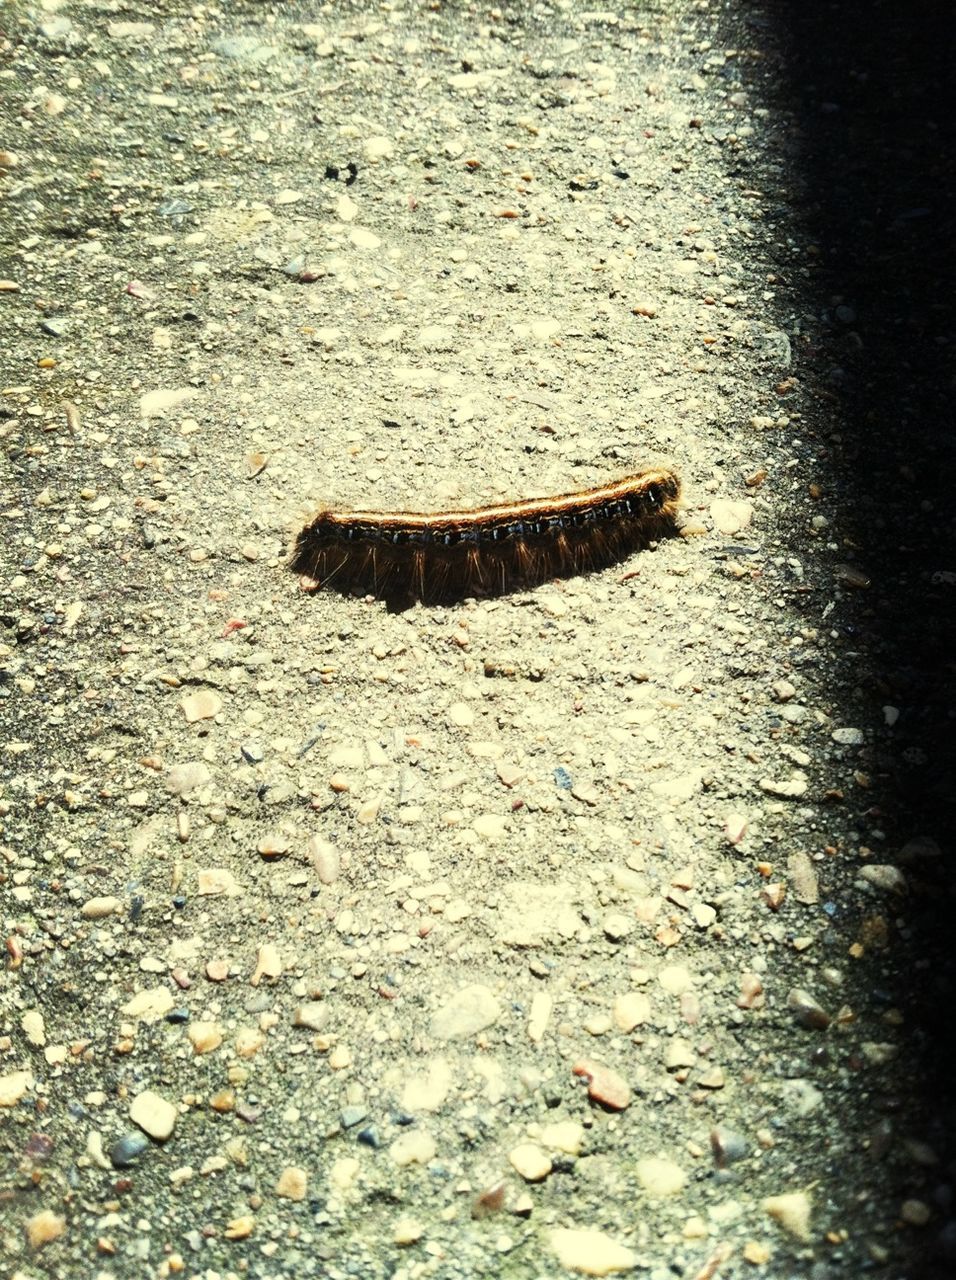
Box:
left=1, top=2, right=952, bottom=1278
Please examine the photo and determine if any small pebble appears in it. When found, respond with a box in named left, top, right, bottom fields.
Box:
left=859, top=864, right=907, bottom=894
left=251, top=943, right=282, bottom=986
left=224, top=1216, right=255, bottom=1240
left=129, top=1089, right=177, bottom=1141
left=293, top=1001, right=327, bottom=1031
left=787, top=852, right=819, bottom=904
left=764, top=1191, right=813, bottom=1241
left=394, top=1217, right=424, bottom=1245
left=428, top=984, right=500, bottom=1040
left=787, top=988, right=830, bottom=1030
left=181, top=690, right=222, bottom=723
left=711, top=1126, right=749, bottom=1167
left=635, top=1156, right=687, bottom=1196
left=540, top=1121, right=585, bottom=1156
left=166, top=762, right=211, bottom=796
left=613, top=992, right=651, bottom=1032
left=308, top=836, right=340, bottom=884
left=549, top=1228, right=637, bottom=1275
left=743, top=1240, right=773, bottom=1264
left=21, top=1009, right=45, bottom=1047
left=275, top=1166, right=308, bottom=1200
left=80, top=896, right=121, bottom=919
left=472, top=1182, right=506, bottom=1218
left=25, top=1210, right=66, bottom=1249
left=109, top=1132, right=150, bottom=1168
left=572, top=1059, right=631, bottom=1110
left=710, top=499, right=753, bottom=535
left=390, top=1130, right=436, bottom=1167
left=187, top=1022, right=223, bottom=1055
left=900, top=1199, right=931, bottom=1226
left=0, top=1070, right=34, bottom=1106
left=509, top=1142, right=552, bottom=1182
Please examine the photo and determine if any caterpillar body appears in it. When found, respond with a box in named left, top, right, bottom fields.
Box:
left=290, top=464, right=681, bottom=605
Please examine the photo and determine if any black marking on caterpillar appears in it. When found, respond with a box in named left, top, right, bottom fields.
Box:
left=290, top=465, right=681, bottom=605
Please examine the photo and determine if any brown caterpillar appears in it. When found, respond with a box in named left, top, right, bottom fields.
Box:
left=290, top=464, right=681, bottom=605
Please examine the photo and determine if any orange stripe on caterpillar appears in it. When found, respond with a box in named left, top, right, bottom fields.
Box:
left=290, top=465, right=681, bottom=604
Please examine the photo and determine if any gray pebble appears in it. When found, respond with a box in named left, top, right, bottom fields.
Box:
left=110, top=1132, right=150, bottom=1168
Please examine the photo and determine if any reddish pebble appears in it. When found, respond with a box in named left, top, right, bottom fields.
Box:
left=572, top=1058, right=632, bottom=1111
left=171, top=967, right=191, bottom=990
left=472, top=1182, right=506, bottom=1219
left=206, top=960, right=229, bottom=982
left=737, top=972, right=764, bottom=1009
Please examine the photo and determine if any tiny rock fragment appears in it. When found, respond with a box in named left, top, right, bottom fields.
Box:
left=356, top=795, right=382, bottom=824
left=711, top=1126, right=749, bottom=1167
left=256, top=833, right=289, bottom=859
left=81, top=895, right=121, bottom=919
left=394, top=1217, right=424, bottom=1245
left=182, top=690, right=222, bottom=723
left=540, top=1120, right=585, bottom=1156
left=224, top=1215, right=255, bottom=1240
left=428, top=984, right=500, bottom=1040
left=528, top=991, right=552, bottom=1043
left=659, top=963, right=693, bottom=995
left=251, top=944, right=282, bottom=986
left=234, top=1027, right=266, bottom=1059
left=308, top=836, right=340, bottom=884
left=664, top=1038, right=696, bottom=1071
left=859, top=864, right=907, bottom=894
left=737, top=973, right=764, bottom=1009
left=25, top=1210, right=66, bottom=1249
left=724, top=812, right=748, bottom=844
left=743, top=1240, right=772, bottom=1264
left=276, top=1166, right=308, bottom=1201
left=447, top=701, right=474, bottom=727
left=166, top=762, right=211, bottom=796
left=129, top=1089, right=177, bottom=1141
left=698, top=1066, right=726, bottom=1090
left=602, top=911, right=633, bottom=940
left=787, top=852, right=819, bottom=904
left=140, top=387, right=197, bottom=419
left=787, top=988, right=830, bottom=1030
left=763, top=1191, right=813, bottom=1242
left=835, top=563, right=871, bottom=589
left=572, top=1059, right=631, bottom=1111
left=832, top=726, right=864, bottom=746
left=390, top=1129, right=437, bottom=1167
left=0, top=1070, right=34, bottom=1106
left=121, top=986, right=175, bottom=1023
left=710, top=499, right=753, bottom=535
left=613, top=992, right=651, bottom=1032
left=472, top=1182, right=506, bottom=1218
left=509, top=1142, right=552, bottom=1182
left=761, top=883, right=786, bottom=912
left=549, top=1228, right=637, bottom=1275
left=293, top=1001, right=327, bottom=1031
left=759, top=776, right=808, bottom=799
left=635, top=1156, right=687, bottom=1197
left=21, top=1010, right=46, bottom=1047
left=187, top=1022, right=223, bottom=1055
left=197, top=868, right=241, bottom=897
left=900, top=1198, right=931, bottom=1226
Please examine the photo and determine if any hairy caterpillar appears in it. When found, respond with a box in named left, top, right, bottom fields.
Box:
left=290, top=464, right=681, bottom=605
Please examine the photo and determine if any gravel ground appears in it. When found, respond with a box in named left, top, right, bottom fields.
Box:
left=1, top=2, right=954, bottom=1278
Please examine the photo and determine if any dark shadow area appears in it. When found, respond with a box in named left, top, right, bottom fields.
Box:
left=770, top=0, right=956, bottom=1272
